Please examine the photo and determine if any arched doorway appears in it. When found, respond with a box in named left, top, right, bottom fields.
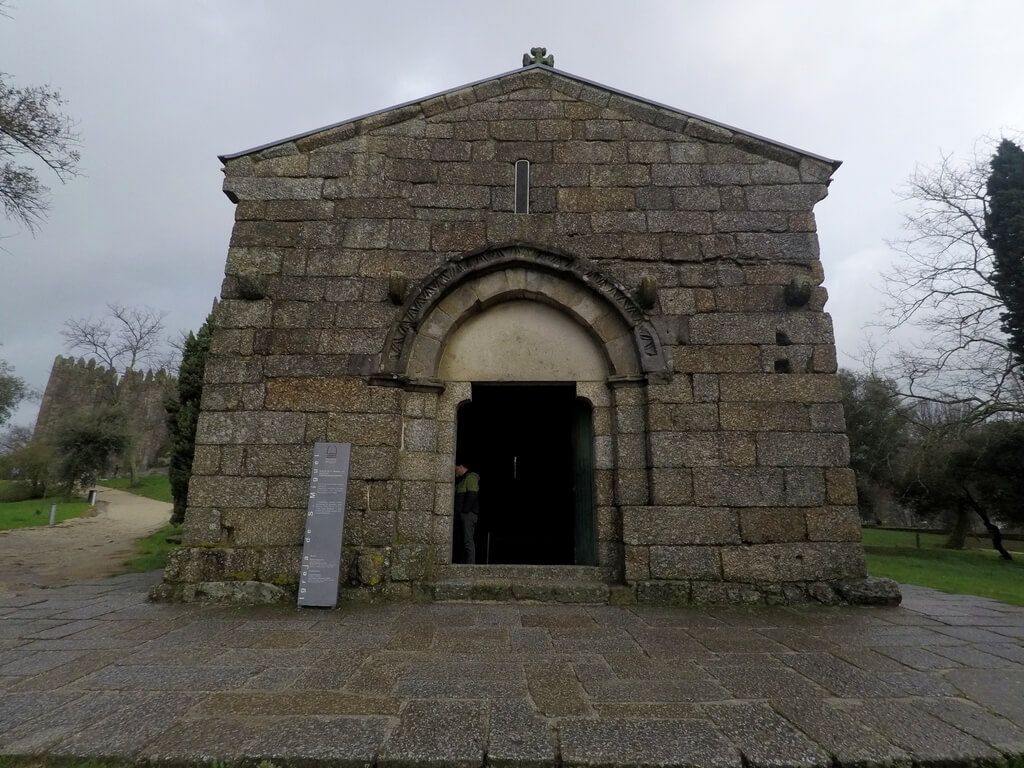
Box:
left=442, top=300, right=602, bottom=566
left=453, top=387, right=596, bottom=566
left=375, top=245, right=669, bottom=579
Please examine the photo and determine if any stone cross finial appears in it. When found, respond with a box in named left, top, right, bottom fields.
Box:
left=523, top=47, right=554, bottom=67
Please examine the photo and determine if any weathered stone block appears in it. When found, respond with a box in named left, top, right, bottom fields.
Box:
left=647, top=376, right=694, bottom=404
left=825, top=468, right=858, bottom=505
left=636, top=580, right=693, bottom=603
left=399, top=480, right=435, bottom=513
left=692, top=374, right=719, bottom=403
left=616, top=469, right=649, bottom=506
left=396, top=506, right=432, bottom=544
left=651, top=468, right=693, bottom=505
left=624, top=544, right=650, bottom=580
left=807, top=506, right=862, bottom=542
left=650, top=433, right=723, bottom=468
left=672, top=345, right=760, bottom=373
left=718, top=374, right=840, bottom=403
left=646, top=211, right=712, bottom=234
left=258, top=546, right=302, bottom=584
left=721, top=542, right=866, bottom=582
left=191, top=445, right=221, bottom=476
left=809, top=402, right=846, bottom=432
left=746, top=184, right=828, bottom=211
left=196, top=411, right=306, bottom=445
left=692, top=467, right=785, bottom=506
left=391, top=545, right=428, bottom=581
left=221, top=508, right=305, bottom=546
left=690, top=313, right=833, bottom=345
left=217, top=300, right=272, bottom=329
left=649, top=546, right=721, bottom=580
left=409, top=184, right=490, bottom=209
left=327, top=413, right=401, bottom=446
left=739, top=508, right=807, bottom=544
left=201, top=383, right=265, bottom=412
left=623, top=506, right=740, bottom=545
left=349, top=446, right=399, bottom=480
left=397, top=452, right=446, bottom=482
left=243, top=445, right=311, bottom=477
left=735, top=233, right=820, bottom=262
left=673, top=188, right=721, bottom=211
left=265, top=378, right=399, bottom=413
left=690, top=581, right=764, bottom=604
left=223, top=177, right=323, bottom=201
left=784, top=467, right=826, bottom=505
left=835, top=576, right=900, bottom=605
left=719, top=402, right=809, bottom=431
left=557, top=188, right=635, bottom=212
left=757, top=432, right=850, bottom=467
left=648, top=403, right=718, bottom=432
left=267, top=477, right=308, bottom=508
left=368, top=479, right=401, bottom=511
left=163, top=546, right=226, bottom=583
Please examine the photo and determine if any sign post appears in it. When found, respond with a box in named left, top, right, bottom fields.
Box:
left=297, top=442, right=351, bottom=609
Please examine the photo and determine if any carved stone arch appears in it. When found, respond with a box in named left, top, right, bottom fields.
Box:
left=376, top=244, right=669, bottom=387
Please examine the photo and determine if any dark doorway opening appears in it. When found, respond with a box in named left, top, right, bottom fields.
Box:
left=454, top=383, right=596, bottom=566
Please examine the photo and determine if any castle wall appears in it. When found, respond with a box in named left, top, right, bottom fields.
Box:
left=34, top=356, right=118, bottom=436
left=34, top=356, right=174, bottom=469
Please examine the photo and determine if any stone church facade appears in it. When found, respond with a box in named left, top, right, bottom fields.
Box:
left=161, top=58, right=897, bottom=605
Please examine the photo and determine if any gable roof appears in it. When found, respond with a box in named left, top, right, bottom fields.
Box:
left=219, top=63, right=840, bottom=169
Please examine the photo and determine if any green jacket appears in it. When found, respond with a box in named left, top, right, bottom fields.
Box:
left=455, top=471, right=480, bottom=516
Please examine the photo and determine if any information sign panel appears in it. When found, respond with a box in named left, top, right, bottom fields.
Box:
left=297, top=442, right=351, bottom=608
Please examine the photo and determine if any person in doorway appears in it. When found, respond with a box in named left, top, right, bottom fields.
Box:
left=454, top=463, right=481, bottom=564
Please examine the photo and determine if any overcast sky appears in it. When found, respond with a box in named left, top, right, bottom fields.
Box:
left=2, top=1, right=1023, bottom=428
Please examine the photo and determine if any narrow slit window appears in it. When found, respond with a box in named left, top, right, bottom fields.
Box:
left=514, top=159, right=530, bottom=214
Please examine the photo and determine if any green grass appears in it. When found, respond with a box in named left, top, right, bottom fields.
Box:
left=0, top=493, right=92, bottom=531
left=862, top=526, right=1024, bottom=552
left=126, top=522, right=182, bottom=572
left=100, top=473, right=172, bottom=503
left=864, top=527, right=1024, bottom=606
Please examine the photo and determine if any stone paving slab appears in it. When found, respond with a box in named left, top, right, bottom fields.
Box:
left=1, top=573, right=1024, bottom=767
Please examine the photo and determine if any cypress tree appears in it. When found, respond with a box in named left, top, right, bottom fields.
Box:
left=985, top=138, right=1024, bottom=369
left=165, top=309, right=215, bottom=525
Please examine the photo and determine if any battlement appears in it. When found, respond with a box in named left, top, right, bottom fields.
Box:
left=34, top=355, right=177, bottom=469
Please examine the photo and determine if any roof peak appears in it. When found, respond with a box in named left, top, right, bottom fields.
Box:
left=219, top=63, right=839, bottom=170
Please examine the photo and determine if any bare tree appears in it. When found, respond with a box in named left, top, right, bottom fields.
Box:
left=0, top=424, right=32, bottom=454
left=873, top=138, right=1024, bottom=425
left=62, top=303, right=170, bottom=373
left=0, top=4, right=81, bottom=233
left=155, top=329, right=190, bottom=375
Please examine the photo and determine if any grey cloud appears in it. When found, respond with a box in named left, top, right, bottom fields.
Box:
left=2, top=0, right=1023, bottom=425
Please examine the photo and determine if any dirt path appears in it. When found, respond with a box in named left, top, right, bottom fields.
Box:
left=0, top=486, right=171, bottom=593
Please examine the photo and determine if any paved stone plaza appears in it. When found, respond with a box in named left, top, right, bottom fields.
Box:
left=2, top=573, right=1023, bottom=767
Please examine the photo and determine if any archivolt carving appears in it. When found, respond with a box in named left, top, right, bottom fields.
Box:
left=378, top=244, right=669, bottom=383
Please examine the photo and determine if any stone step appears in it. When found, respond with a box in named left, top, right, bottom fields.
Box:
left=436, top=564, right=610, bottom=583
left=430, top=579, right=611, bottom=604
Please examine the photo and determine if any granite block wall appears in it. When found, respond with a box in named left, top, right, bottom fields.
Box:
left=159, top=65, right=894, bottom=606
